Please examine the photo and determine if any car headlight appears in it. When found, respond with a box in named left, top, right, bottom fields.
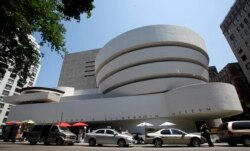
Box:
left=126, top=136, right=133, bottom=141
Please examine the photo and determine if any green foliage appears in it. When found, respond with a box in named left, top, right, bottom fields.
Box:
left=0, top=0, right=94, bottom=83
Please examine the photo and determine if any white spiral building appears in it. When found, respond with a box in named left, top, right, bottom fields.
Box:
left=96, top=25, right=209, bottom=96
left=4, top=25, right=243, bottom=132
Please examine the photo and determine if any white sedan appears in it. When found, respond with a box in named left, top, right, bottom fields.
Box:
left=84, top=129, right=134, bottom=147
left=145, top=128, right=205, bottom=147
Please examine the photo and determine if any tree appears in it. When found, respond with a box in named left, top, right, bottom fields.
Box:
left=0, top=0, right=94, bottom=82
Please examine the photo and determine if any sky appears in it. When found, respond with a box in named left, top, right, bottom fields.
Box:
left=35, top=0, right=236, bottom=88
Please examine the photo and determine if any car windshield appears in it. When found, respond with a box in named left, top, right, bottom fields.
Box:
left=59, top=126, right=71, bottom=132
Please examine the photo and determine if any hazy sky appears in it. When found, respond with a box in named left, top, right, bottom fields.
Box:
left=35, top=0, right=236, bottom=88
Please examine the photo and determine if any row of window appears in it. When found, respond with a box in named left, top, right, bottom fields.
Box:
left=83, top=60, right=95, bottom=78
left=224, top=0, right=250, bottom=34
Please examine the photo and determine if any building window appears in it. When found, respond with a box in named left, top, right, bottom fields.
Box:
left=230, top=34, right=235, bottom=41
left=0, top=70, right=5, bottom=80
left=10, top=73, right=16, bottom=79
left=7, top=79, right=14, bottom=85
left=246, top=62, right=250, bottom=70
left=3, top=118, right=7, bottom=123
left=84, top=75, right=95, bottom=77
left=30, top=77, right=35, bottom=81
left=85, top=70, right=95, bottom=72
left=85, top=61, right=95, bottom=64
left=240, top=23, right=244, bottom=28
left=5, top=111, right=9, bottom=116
left=32, top=67, right=38, bottom=73
left=241, top=55, right=247, bottom=62
left=237, top=48, right=243, bottom=54
left=2, top=90, right=9, bottom=96
left=5, top=85, right=11, bottom=90
left=17, top=79, right=25, bottom=87
left=15, top=88, right=21, bottom=93
left=236, top=27, right=241, bottom=32
left=28, top=81, right=33, bottom=86
left=0, top=103, right=4, bottom=108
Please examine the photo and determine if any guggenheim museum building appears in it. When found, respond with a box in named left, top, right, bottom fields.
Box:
left=4, top=25, right=243, bottom=132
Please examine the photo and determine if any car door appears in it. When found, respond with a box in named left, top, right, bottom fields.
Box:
left=170, top=129, right=188, bottom=144
left=94, top=129, right=105, bottom=144
left=103, top=129, right=117, bottom=144
left=160, top=129, right=174, bottom=144
left=47, top=126, right=59, bottom=143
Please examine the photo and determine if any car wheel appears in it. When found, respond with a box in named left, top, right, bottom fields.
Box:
left=190, top=138, right=201, bottom=147
left=29, top=141, right=37, bottom=145
left=243, top=137, right=250, bottom=147
left=56, top=138, right=64, bottom=146
left=89, top=139, right=96, bottom=146
left=154, top=138, right=162, bottom=147
left=118, top=139, right=126, bottom=147
left=228, top=140, right=237, bottom=147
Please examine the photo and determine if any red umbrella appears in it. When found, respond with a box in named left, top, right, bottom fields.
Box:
left=6, top=120, right=21, bottom=125
left=72, top=122, right=88, bottom=127
left=56, top=122, right=71, bottom=127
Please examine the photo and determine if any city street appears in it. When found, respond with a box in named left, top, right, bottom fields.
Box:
left=0, top=142, right=249, bottom=151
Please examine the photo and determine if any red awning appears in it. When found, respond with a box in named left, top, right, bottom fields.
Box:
left=6, top=120, right=22, bottom=125
left=72, top=122, right=88, bottom=127
left=56, top=122, right=71, bottom=127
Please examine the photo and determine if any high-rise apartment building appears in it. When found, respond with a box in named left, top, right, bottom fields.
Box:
left=58, top=49, right=99, bottom=90
left=0, top=36, right=41, bottom=125
left=221, top=0, right=250, bottom=84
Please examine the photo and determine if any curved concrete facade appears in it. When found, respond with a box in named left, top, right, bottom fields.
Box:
left=96, top=25, right=209, bottom=96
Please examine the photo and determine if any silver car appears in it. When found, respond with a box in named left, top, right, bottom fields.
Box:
left=84, top=128, right=134, bottom=147
left=218, top=121, right=250, bottom=147
left=145, top=128, right=205, bottom=147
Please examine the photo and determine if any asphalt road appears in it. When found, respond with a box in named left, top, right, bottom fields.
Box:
left=0, top=142, right=249, bottom=151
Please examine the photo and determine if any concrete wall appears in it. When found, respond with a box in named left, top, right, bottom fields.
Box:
left=7, top=83, right=242, bottom=131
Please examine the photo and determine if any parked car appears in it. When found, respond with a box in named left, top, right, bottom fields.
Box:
left=84, top=128, right=135, bottom=147
left=28, top=124, right=76, bottom=145
left=217, top=121, right=250, bottom=147
left=145, top=128, right=205, bottom=147
left=1, top=125, right=19, bottom=142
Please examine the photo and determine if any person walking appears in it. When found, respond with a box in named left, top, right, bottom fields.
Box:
left=200, top=123, right=214, bottom=147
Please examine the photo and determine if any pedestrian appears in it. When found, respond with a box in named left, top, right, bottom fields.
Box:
left=118, top=127, right=122, bottom=133
left=10, top=125, right=19, bottom=143
left=200, top=123, right=214, bottom=147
